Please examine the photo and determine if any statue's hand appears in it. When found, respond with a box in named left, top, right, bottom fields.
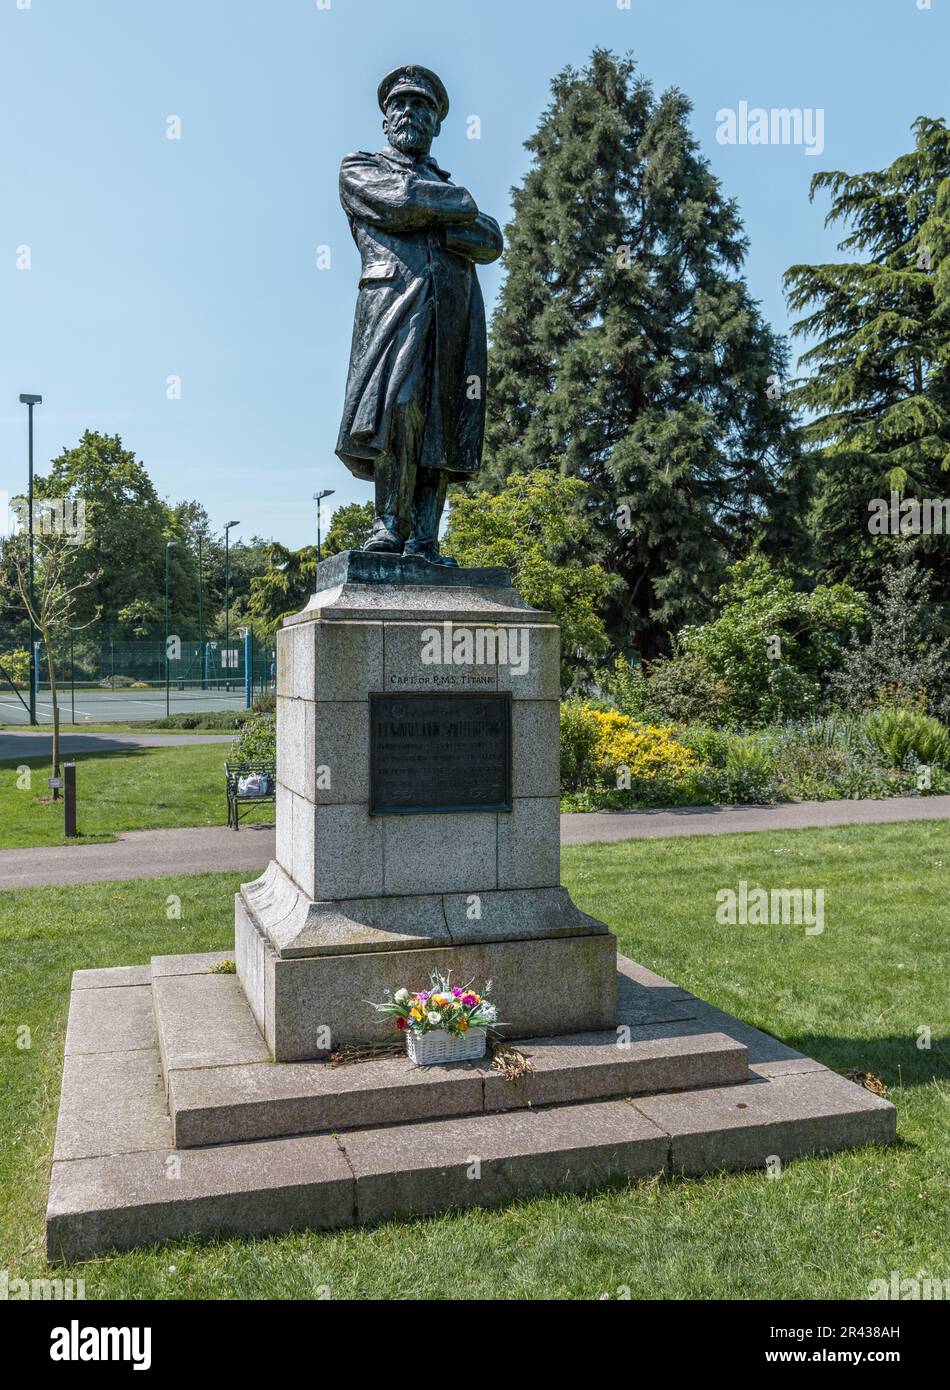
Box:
left=442, top=212, right=503, bottom=265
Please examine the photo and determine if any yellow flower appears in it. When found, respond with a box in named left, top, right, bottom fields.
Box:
left=578, top=706, right=697, bottom=783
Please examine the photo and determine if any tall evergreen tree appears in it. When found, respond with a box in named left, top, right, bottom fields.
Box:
left=485, top=49, right=801, bottom=658
left=248, top=542, right=317, bottom=632
left=246, top=505, right=374, bottom=634
left=784, top=117, right=950, bottom=600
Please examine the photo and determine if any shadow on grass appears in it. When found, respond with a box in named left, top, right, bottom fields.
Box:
left=782, top=1033, right=950, bottom=1090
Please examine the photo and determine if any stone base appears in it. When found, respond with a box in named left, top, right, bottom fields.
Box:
left=152, top=957, right=747, bottom=1146
left=235, top=861, right=618, bottom=1059
left=45, top=953, right=896, bottom=1262
left=308, top=548, right=513, bottom=591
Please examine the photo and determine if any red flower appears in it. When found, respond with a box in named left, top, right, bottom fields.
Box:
left=395, top=1016, right=408, bottom=1030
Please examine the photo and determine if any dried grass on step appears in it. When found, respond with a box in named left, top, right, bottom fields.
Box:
left=837, top=1068, right=888, bottom=1096
left=328, top=1043, right=405, bottom=1067
left=490, top=1038, right=534, bottom=1081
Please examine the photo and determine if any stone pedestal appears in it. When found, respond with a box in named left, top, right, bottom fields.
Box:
left=45, top=557, right=898, bottom=1262
left=235, top=551, right=617, bottom=1060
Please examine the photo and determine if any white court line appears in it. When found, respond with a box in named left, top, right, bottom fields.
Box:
left=3, top=691, right=250, bottom=723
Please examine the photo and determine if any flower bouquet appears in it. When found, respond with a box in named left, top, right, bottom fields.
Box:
left=369, top=970, right=499, bottom=1065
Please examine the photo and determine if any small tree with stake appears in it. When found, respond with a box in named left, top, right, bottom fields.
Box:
left=0, top=508, right=100, bottom=802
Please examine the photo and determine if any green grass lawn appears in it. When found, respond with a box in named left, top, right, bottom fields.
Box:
left=0, top=744, right=273, bottom=849
left=1, top=819, right=947, bottom=1299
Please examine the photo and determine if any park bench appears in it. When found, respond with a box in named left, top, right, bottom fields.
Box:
left=225, top=760, right=276, bottom=830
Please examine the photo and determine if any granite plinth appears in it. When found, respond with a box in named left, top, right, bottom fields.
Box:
left=236, top=879, right=618, bottom=1059
left=45, top=957, right=897, bottom=1262
left=311, top=548, right=511, bottom=591
left=150, top=961, right=749, bottom=1145
left=242, top=572, right=613, bottom=1057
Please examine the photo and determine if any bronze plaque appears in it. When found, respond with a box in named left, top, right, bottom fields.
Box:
left=369, top=692, right=512, bottom=814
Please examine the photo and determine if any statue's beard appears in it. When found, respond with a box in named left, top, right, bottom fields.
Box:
left=388, top=120, right=431, bottom=156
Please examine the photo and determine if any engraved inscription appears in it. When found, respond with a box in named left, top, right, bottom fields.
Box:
left=369, top=692, right=511, bottom=814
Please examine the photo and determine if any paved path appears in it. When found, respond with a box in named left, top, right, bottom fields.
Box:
left=0, top=825, right=276, bottom=889
left=0, top=731, right=235, bottom=760
left=561, top=795, right=950, bottom=843
left=1, top=796, right=948, bottom=890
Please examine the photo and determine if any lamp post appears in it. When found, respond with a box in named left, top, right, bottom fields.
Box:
left=313, top=489, right=334, bottom=589
left=164, top=540, right=177, bottom=717
left=224, top=520, right=240, bottom=689
left=197, top=533, right=204, bottom=658
left=18, top=393, right=42, bottom=726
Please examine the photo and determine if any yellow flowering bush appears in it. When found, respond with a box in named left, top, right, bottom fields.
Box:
left=560, top=701, right=697, bottom=803
left=586, top=708, right=697, bottom=782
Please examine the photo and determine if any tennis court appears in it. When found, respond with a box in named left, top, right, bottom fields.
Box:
left=0, top=633, right=275, bottom=725
left=0, top=684, right=253, bottom=726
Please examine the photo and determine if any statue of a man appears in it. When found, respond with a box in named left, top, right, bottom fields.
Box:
left=335, top=65, right=503, bottom=564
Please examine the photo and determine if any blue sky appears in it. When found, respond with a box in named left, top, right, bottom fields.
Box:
left=1, top=0, right=947, bottom=550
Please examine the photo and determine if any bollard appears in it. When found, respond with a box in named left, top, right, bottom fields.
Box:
left=64, top=762, right=77, bottom=838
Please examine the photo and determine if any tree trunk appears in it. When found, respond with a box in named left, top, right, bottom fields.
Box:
left=46, top=641, right=60, bottom=801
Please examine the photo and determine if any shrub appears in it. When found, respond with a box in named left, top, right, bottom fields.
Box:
left=0, top=648, right=31, bottom=688
left=861, top=707, right=950, bottom=770
left=641, top=651, right=731, bottom=726
left=559, top=700, right=950, bottom=810
left=230, top=712, right=276, bottom=763
left=443, top=471, right=611, bottom=671
left=829, top=558, right=950, bottom=722
left=689, top=733, right=780, bottom=804
left=151, top=710, right=248, bottom=731
left=724, top=734, right=776, bottom=781
left=559, top=701, right=602, bottom=789
left=679, top=724, right=734, bottom=768
left=761, top=718, right=857, bottom=800
left=559, top=702, right=697, bottom=805
left=594, top=651, right=732, bottom=727
left=252, top=690, right=276, bottom=715
left=680, top=555, right=865, bottom=726
left=588, top=709, right=697, bottom=784
left=593, top=658, right=650, bottom=720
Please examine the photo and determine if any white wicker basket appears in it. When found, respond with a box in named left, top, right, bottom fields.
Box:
left=406, top=1027, right=487, bottom=1066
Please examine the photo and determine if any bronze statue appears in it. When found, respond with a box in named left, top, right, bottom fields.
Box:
left=335, top=65, right=503, bottom=564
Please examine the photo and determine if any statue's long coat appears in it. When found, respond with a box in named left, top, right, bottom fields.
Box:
left=335, top=147, right=502, bottom=483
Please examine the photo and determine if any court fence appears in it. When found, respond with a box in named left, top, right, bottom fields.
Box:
left=0, top=629, right=276, bottom=723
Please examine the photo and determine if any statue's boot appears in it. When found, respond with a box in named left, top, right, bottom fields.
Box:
left=363, top=515, right=404, bottom=553
left=405, top=471, right=458, bottom=566
left=404, top=538, right=458, bottom=566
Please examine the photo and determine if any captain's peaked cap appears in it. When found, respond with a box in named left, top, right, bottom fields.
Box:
left=377, top=65, right=449, bottom=121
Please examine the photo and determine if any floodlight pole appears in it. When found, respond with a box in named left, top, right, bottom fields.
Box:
left=224, top=520, right=240, bottom=692
left=19, top=394, right=42, bottom=725
left=165, top=540, right=177, bottom=717
left=197, top=534, right=204, bottom=682
left=313, top=489, right=334, bottom=592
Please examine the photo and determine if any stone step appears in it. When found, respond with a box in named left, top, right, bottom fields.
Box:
left=150, top=954, right=750, bottom=1145
left=167, top=1028, right=750, bottom=1147
left=47, top=966, right=897, bottom=1260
